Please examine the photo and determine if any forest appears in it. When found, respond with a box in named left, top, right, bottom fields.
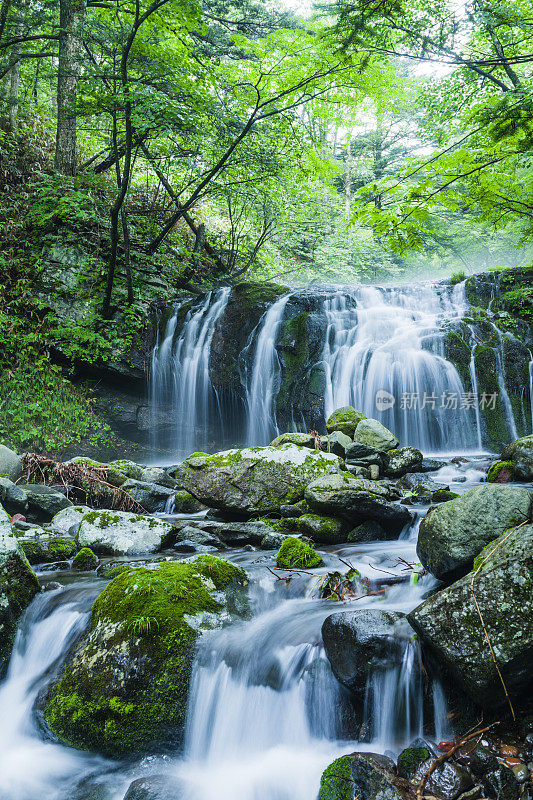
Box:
left=0, top=3, right=532, bottom=800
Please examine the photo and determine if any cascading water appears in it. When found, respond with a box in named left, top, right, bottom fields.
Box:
left=150, top=288, right=231, bottom=457
left=242, top=294, right=290, bottom=446
left=321, top=282, right=476, bottom=453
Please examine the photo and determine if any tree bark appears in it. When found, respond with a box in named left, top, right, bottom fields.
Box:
left=54, top=0, right=86, bottom=175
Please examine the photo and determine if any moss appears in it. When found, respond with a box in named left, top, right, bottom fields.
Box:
left=48, top=538, right=76, bottom=559
left=99, top=564, right=131, bottom=580
left=19, top=540, right=47, bottom=564
left=326, top=406, right=366, bottom=437
left=397, top=747, right=431, bottom=779
left=474, top=344, right=509, bottom=447
left=444, top=331, right=472, bottom=387
left=276, top=536, right=323, bottom=569
left=81, top=510, right=122, bottom=527
left=487, top=460, right=515, bottom=483
left=72, top=547, right=98, bottom=570
left=431, top=489, right=460, bottom=502
left=318, top=755, right=354, bottom=800
left=276, top=312, right=311, bottom=413
left=44, top=556, right=245, bottom=756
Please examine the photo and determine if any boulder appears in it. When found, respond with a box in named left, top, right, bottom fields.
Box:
left=140, top=467, right=176, bottom=488
left=121, top=479, right=174, bottom=513
left=72, top=547, right=98, bottom=570
left=108, top=460, right=144, bottom=480
left=0, top=477, right=28, bottom=515
left=487, top=460, right=515, bottom=483
left=319, top=753, right=404, bottom=800
left=345, top=443, right=389, bottom=470
left=0, top=505, right=40, bottom=672
left=501, top=435, right=533, bottom=480
left=76, top=510, right=173, bottom=555
left=353, top=419, right=399, bottom=451
left=19, top=484, right=73, bottom=520
left=347, top=520, right=387, bottom=542
left=64, top=457, right=128, bottom=486
left=276, top=536, right=323, bottom=568
left=320, top=431, right=353, bottom=458
left=408, top=523, right=533, bottom=708
left=0, top=444, right=22, bottom=481
left=168, top=490, right=204, bottom=514
left=397, top=746, right=432, bottom=779
left=326, top=406, right=366, bottom=437
left=44, top=556, right=247, bottom=756
left=172, top=525, right=222, bottom=551
left=123, top=775, right=185, bottom=800
left=270, top=432, right=315, bottom=448
left=413, top=759, right=473, bottom=800
left=305, top=473, right=412, bottom=536
left=297, top=513, right=350, bottom=544
left=417, top=484, right=532, bottom=582
left=385, top=447, right=423, bottom=477
left=19, top=535, right=76, bottom=564
left=322, top=609, right=410, bottom=694
left=174, top=445, right=341, bottom=516
left=50, top=505, right=91, bottom=535
left=201, top=520, right=276, bottom=547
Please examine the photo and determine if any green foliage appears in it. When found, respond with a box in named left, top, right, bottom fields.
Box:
left=450, top=270, right=466, bottom=285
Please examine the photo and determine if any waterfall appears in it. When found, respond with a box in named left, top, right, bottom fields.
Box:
left=243, top=294, right=290, bottom=446
left=467, top=324, right=483, bottom=451
left=529, top=351, right=533, bottom=433
left=150, top=288, right=231, bottom=457
left=491, top=326, right=519, bottom=442
left=321, top=282, right=476, bottom=452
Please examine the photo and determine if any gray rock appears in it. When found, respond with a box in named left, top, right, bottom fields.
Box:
left=346, top=443, right=389, bottom=469
left=385, top=447, right=423, bottom=477
left=123, top=775, right=185, bottom=800
left=173, top=525, right=221, bottom=549
left=417, top=484, right=532, bottom=582
left=169, top=490, right=205, bottom=514
left=279, top=504, right=305, bottom=518
left=0, top=445, right=22, bottom=481
left=326, top=406, right=366, bottom=437
left=305, top=473, right=413, bottom=536
left=270, top=432, right=315, bottom=448
left=0, top=477, right=28, bottom=515
left=77, top=510, right=172, bottom=555
left=502, top=435, right=533, bottom=480
left=19, top=484, right=73, bottom=520
left=121, top=479, right=174, bottom=513
left=413, top=759, right=473, bottom=800
left=409, top=523, right=533, bottom=708
left=50, top=505, right=91, bottom=534
left=347, top=520, right=387, bottom=542
left=212, top=520, right=276, bottom=546
left=322, top=609, right=410, bottom=694
left=297, top=513, right=350, bottom=544
left=175, top=445, right=341, bottom=516
left=345, top=465, right=371, bottom=479
left=418, top=458, right=447, bottom=472
left=483, top=766, right=520, bottom=800
left=353, top=419, right=399, bottom=451
left=140, top=467, right=176, bottom=488
left=320, top=431, right=353, bottom=458
left=319, top=752, right=404, bottom=800
left=0, top=505, right=40, bottom=672
left=260, top=531, right=288, bottom=549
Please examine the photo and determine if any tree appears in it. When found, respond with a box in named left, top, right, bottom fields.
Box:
left=55, top=0, right=86, bottom=174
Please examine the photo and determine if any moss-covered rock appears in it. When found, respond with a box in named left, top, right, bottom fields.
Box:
left=76, top=510, right=172, bottom=555
left=0, top=505, right=40, bottom=673
left=502, top=435, right=533, bottom=481
left=384, top=447, right=423, bottom=478
left=297, top=513, right=350, bottom=544
left=275, top=536, right=323, bottom=569
left=318, top=755, right=355, bottom=800
left=487, top=460, right=515, bottom=483
left=44, top=556, right=247, bottom=756
left=170, top=490, right=205, bottom=514
left=353, top=419, right=399, bottom=451
left=20, top=536, right=76, bottom=564
left=326, top=407, right=366, bottom=437
left=175, top=445, right=342, bottom=516
left=320, top=753, right=405, bottom=800
left=270, top=432, right=315, bottom=448
left=397, top=746, right=431, bottom=780
left=72, top=547, right=98, bottom=570
left=64, top=457, right=128, bottom=487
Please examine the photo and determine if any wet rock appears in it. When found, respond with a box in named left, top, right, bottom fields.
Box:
left=326, top=406, right=366, bottom=437
left=353, top=419, right=399, bottom=451
left=456, top=744, right=498, bottom=777
left=487, top=461, right=515, bottom=483
left=347, top=520, right=387, bottom=542
left=50, top=505, right=91, bottom=535
left=172, top=526, right=222, bottom=550
left=121, top=480, right=174, bottom=513
left=168, top=490, right=205, bottom=514
left=76, top=510, right=172, bottom=555
left=397, top=746, right=432, bottom=779
left=205, top=520, right=277, bottom=546
left=43, top=581, right=63, bottom=591
left=260, top=530, right=288, bottom=549
left=322, top=609, right=410, bottom=694
left=44, top=556, right=248, bottom=756
left=482, top=766, right=520, bottom=800
left=0, top=505, right=40, bottom=672
left=385, top=447, right=423, bottom=477
left=501, top=435, right=533, bottom=481
left=305, top=473, right=413, bottom=536
left=123, top=775, right=185, bottom=800
left=19, top=535, right=76, bottom=564
left=175, top=445, right=341, bottom=516
left=0, top=477, right=28, bottom=516
left=20, top=484, right=73, bottom=521
left=279, top=503, right=305, bottom=518
left=319, top=752, right=405, bottom=800
left=297, top=513, right=350, bottom=544
left=417, top=484, right=532, bottom=582
left=418, top=458, right=448, bottom=472
left=0, top=444, right=22, bottom=481
left=409, top=523, right=533, bottom=708
left=140, top=467, right=176, bottom=488
left=413, top=759, right=473, bottom=800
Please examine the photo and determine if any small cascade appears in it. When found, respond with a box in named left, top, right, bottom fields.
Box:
left=242, top=294, right=290, bottom=446
left=150, top=288, right=231, bottom=457
left=321, top=283, right=476, bottom=452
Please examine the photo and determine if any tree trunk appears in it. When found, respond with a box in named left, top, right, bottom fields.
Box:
left=55, top=0, right=86, bottom=175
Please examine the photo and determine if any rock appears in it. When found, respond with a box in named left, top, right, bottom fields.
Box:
left=408, top=523, right=533, bottom=708
left=487, top=460, right=515, bottom=483
left=197, top=520, right=277, bottom=546
left=0, top=477, right=28, bottom=515
left=418, top=458, right=447, bottom=472
left=19, top=535, right=76, bottom=564
left=416, top=484, right=532, bottom=582
left=50, top=505, right=91, bottom=534
left=346, top=465, right=371, bottom=479
left=501, top=435, right=533, bottom=480
left=72, top=547, right=98, bottom=570
left=345, top=443, right=389, bottom=470
left=297, top=513, right=350, bottom=544
left=76, top=510, right=173, bottom=555
left=280, top=504, right=305, bottom=518
left=305, top=473, right=413, bottom=536
left=44, top=556, right=247, bottom=756
left=121, top=479, right=174, bottom=513
left=482, top=766, right=520, bottom=800
left=108, top=460, right=144, bottom=480
left=0, top=505, right=40, bottom=672
left=319, top=752, right=404, bottom=800
left=322, top=609, right=410, bottom=694
left=326, top=406, right=366, bottom=437
left=270, top=432, right=315, bottom=448
left=169, top=490, right=205, bottom=514
left=123, top=775, right=185, bottom=800
left=260, top=531, right=288, bottom=549
left=347, top=520, right=387, bottom=542
left=175, top=445, right=341, bottom=516
left=320, top=431, right=353, bottom=458
left=413, top=759, right=473, bottom=800
left=172, top=526, right=221, bottom=550
left=353, top=419, right=399, bottom=451
left=19, top=484, right=73, bottom=520
left=385, top=447, right=423, bottom=477
left=140, top=467, right=175, bottom=488
left=0, top=444, right=22, bottom=481
left=397, top=746, right=432, bottom=779
left=276, top=536, right=323, bottom=568
left=432, top=489, right=459, bottom=503
left=64, top=457, right=128, bottom=486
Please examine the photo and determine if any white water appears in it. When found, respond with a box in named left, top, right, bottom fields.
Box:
left=150, top=288, right=231, bottom=457
left=243, top=294, right=290, bottom=446
left=529, top=351, right=533, bottom=433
